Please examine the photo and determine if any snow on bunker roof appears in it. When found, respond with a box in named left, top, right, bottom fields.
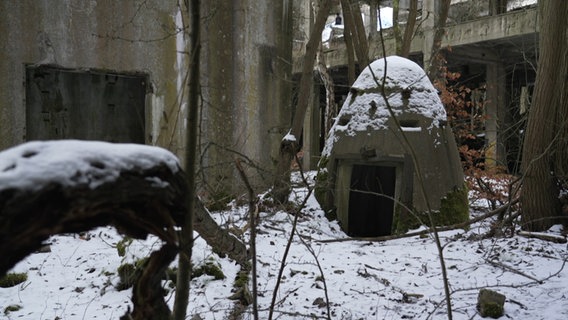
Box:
left=323, top=56, right=446, bottom=155
left=0, top=140, right=180, bottom=191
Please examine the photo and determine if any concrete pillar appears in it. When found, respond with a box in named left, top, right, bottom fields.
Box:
left=245, top=0, right=293, bottom=190
left=485, top=63, right=507, bottom=168
left=199, top=1, right=293, bottom=197
left=200, top=1, right=236, bottom=196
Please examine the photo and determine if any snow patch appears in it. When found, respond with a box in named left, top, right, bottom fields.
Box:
left=1, top=171, right=567, bottom=319
left=401, top=126, right=422, bottom=132
left=282, top=130, right=297, bottom=142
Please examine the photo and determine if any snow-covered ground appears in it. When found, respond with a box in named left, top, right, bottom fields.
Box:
left=1, top=172, right=566, bottom=320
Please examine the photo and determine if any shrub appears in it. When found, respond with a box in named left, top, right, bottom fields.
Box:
left=0, top=272, right=27, bottom=288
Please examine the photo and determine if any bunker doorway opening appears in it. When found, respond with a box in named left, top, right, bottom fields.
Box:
left=348, top=164, right=396, bottom=237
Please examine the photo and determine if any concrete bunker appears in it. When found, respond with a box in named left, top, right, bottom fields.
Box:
left=315, top=56, right=467, bottom=237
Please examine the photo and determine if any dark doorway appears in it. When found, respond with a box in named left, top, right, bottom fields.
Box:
left=348, top=165, right=396, bottom=236
left=26, top=66, right=147, bottom=143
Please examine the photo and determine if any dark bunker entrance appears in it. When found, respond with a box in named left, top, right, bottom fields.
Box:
left=348, top=165, right=396, bottom=237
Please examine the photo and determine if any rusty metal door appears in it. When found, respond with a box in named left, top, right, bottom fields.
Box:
left=26, top=66, right=146, bottom=143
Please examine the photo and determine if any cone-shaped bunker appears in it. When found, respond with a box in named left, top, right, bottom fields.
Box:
left=315, top=56, right=467, bottom=237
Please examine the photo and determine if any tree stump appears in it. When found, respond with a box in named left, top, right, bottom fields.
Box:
left=0, top=140, right=188, bottom=319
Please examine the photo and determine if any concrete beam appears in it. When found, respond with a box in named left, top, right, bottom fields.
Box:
left=447, top=46, right=503, bottom=65
left=443, top=7, right=538, bottom=47
left=293, top=7, right=538, bottom=73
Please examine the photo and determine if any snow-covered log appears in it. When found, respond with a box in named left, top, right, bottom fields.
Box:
left=0, top=140, right=187, bottom=319
left=0, top=140, right=249, bottom=319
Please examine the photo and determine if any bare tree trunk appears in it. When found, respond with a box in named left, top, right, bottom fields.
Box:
left=341, top=0, right=360, bottom=64
left=426, top=0, right=451, bottom=83
left=194, top=198, right=248, bottom=264
left=173, top=0, right=199, bottom=318
left=400, top=0, right=418, bottom=57
left=554, top=10, right=568, bottom=187
left=350, top=1, right=369, bottom=67
left=368, top=0, right=378, bottom=42
left=520, top=0, right=567, bottom=231
left=341, top=0, right=369, bottom=69
left=393, top=0, right=402, bottom=54
left=316, top=49, right=337, bottom=136
left=343, top=9, right=357, bottom=85
left=272, top=0, right=332, bottom=203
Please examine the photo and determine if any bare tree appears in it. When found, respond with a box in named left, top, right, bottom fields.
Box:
left=272, top=0, right=332, bottom=203
left=343, top=12, right=357, bottom=85
left=393, top=0, right=402, bottom=53
left=396, top=0, right=419, bottom=57
left=341, top=0, right=370, bottom=70
left=426, top=0, right=451, bottom=83
left=368, top=0, right=378, bottom=42
left=316, top=48, right=338, bottom=138
left=173, top=0, right=199, bottom=318
left=520, top=0, right=568, bottom=231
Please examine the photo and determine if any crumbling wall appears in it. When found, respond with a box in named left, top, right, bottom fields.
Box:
left=0, top=1, right=184, bottom=159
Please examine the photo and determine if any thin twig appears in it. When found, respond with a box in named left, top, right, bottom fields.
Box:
left=486, top=259, right=543, bottom=283
left=235, top=158, right=259, bottom=320
left=267, top=165, right=316, bottom=320
left=294, top=156, right=332, bottom=319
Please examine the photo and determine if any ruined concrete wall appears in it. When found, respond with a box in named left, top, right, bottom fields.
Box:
left=199, top=1, right=293, bottom=199
left=198, top=1, right=237, bottom=197
left=0, top=1, right=186, bottom=160
left=1, top=0, right=294, bottom=199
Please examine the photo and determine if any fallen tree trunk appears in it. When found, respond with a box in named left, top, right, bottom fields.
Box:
left=0, top=163, right=186, bottom=320
left=194, top=196, right=249, bottom=265
left=319, top=200, right=518, bottom=243
left=0, top=162, right=188, bottom=276
left=0, top=141, right=188, bottom=320
left=518, top=231, right=567, bottom=243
